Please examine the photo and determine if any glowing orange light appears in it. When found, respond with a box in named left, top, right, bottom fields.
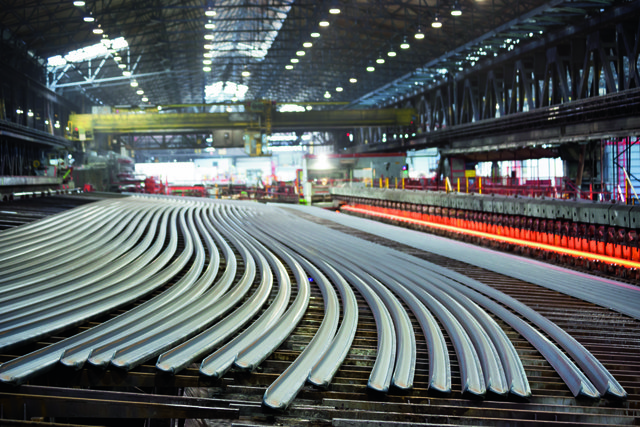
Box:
left=342, top=205, right=640, bottom=270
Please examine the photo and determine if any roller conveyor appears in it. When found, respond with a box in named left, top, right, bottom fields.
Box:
left=0, top=195, right=638, bottom=425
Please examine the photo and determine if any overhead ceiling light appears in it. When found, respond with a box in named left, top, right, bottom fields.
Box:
left=349, top=77, right=357, bottom=83
left=324, top=91, right=331, bottom=99
left=205, top=23, right=215, bottom=29
left=319, top=20, right=330, bottom=27
left=141, top=97, right=148, bottom=102
left=241, top=70, right=251, bottom=77
left=204, top=34, right=214, bottom=40
left=203, top=66, right=211, bottom=72
left=203, top=59, right=212, bottom=65
left=83, top=16, right=94, bottom=22
left=366, top=66, right=375, bottom=72
left=376, top=57, right=385, bottom=64
left=130, top=80, right=138, bottom=87
left=73, top=1, right=85, bottom=6
left=387, top=48, right=397, bottom=57
left=203, top=52, right=213, bottom=58
left=204, top=44, right=213, bottom=49
left=136, top=89, right=144, bottom=95
left=303, top=41, right=313, bottom=48
left=93, top=28, right=103, bottom=34
left=296, top=50, right=305, bottom=56
left=400, top=37, right=410, bottom=49
left=118, top=63, right=126, bottom=69
left=329, top=7, right=340, bottom=14
left=310, top=32, right=321, bottom=38
left=431, top=15, right=442, bottom=28
left=290, top=58, right=299, bottom=63
left=414, top=26, right=425, bottom=39
left=451, top=2, right=462, bottom=16
left=122, top=70, right=131, bottom=76
left=285, top=64, right=294, bottom=70
left=336, top=87, right=343, bottom=92
left=306, top=105, right=312, bottom=110
left=205, top=10, right=216, bottom=17
left=114, top=56, right=122, bottom=61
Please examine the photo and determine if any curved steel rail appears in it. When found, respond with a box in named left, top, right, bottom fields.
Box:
left=0, top=203, right=154, bottom=302
left=234, top=209, right=359, bottom=390
left=0, top=203, right=184, bottom=351
left=60, top=202, right=219, bottom=368
left=94, top=204, right=259, bottom=370
left=256, top=214, right=404, bottom=393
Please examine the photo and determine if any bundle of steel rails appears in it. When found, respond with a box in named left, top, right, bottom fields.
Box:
left=0, top=194, right=638, bottom=426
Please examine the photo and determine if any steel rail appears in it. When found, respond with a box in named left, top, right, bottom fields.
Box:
left=159, top=205, right=292, bottom=375
left=382, top=260, right=510, bottom=396
left=399, top=254, right=624, bottom=399
left=261, top=253, right=339, bottom=410
left=328, top=233, right=509, bottom=396
left=419, top=268, right=589, bottom=398
left=267, top=219, right=414, bottom=392
left=230, top=231, right=310, bottom=373
left=0, top=199, right=114, bottom=244
left=0, top=202, right=142, bottom=281
left=401, top=267, right=530, bottom=397
left=237, top=207, right=358, bottom=392
left=280, top=205, right=626, bottom=398
left=230, top=206, right=358, bottom=389
left=254, top=211, right=395, bottom=393
left=246, top=208, right=398, bottom=393
left=0, top=203, right=153, bottom=299
left=197, top=248, right=290, bottom=378
left=0, top=202, right=125, bottom=272
left=228, top=209, right=342, bottom=406
left=102, top=204, right=260, bottom=371
left=0, top=202, right=181, bottom=326
left=233, top=210, right=343, bottom=409
left=0, top=201, right=122, bottom=259
left=307, top=259, right=359, bottom=389
left=60, top=202, right=221, bottom=369
left=408, top=258, right=601, bottom=398
left=308, top=247, right=418, bottom=390
left=157, top=218, right=288, bottom=374
left=294, top=204, right=640, bottom=321
left=262, top=209, right=397, bottom=393
left=0, top=201, right=226, bottom=384
left=205, top=207, right=388, bottom=393
left=314, top=256, right=415, bottom=390
left=0, top=203, right=186, bottom=352
left=270, top=206, right=515, bottom=396
left=285, top=223, right=455, bottom=394
left=377, top=249, right=529, bottom=397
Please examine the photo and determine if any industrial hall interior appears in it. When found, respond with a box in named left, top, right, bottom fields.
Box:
left=1, top=0, right=640, bottom=425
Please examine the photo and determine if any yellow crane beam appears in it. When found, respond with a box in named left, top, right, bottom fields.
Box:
left=69, top=108, right=415, bottom=138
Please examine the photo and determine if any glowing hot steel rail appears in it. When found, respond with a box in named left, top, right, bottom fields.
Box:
left=342, top=205, right=640, bottom=270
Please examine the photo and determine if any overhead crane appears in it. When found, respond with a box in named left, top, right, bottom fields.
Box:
left=68, top=105, right=415, bottom=139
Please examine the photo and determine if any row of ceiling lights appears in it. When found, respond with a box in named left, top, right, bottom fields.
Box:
left=202, top=8, right=217, bottom=72
left=350, top=2, right=464, bottom=100
left=278, top=7, right=350, bottom=99
left=197, top=3, right=462, bottom=100
left=312, top=3, right=462, bottom=99
left=73, top=1, right=149, bottom=104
